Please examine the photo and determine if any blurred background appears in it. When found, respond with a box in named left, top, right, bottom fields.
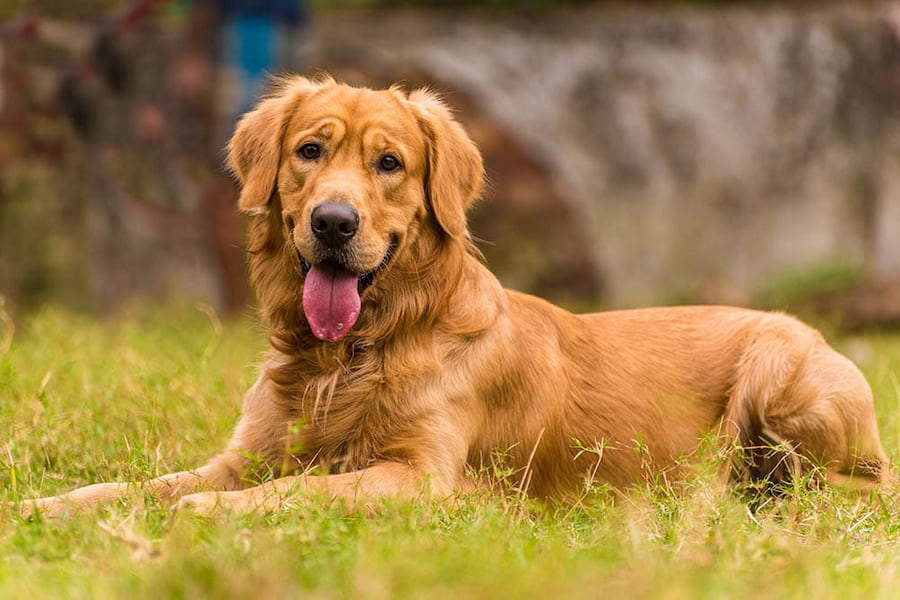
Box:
left=2, top=0, right=899, bottom=330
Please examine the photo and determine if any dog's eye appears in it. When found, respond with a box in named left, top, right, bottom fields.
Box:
left=297, top=143, right=322, bottom=160
left=378, top=154, right=402, bottom=173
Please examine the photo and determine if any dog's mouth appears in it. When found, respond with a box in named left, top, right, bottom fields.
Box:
left=299, top=243, right=396, bottom=342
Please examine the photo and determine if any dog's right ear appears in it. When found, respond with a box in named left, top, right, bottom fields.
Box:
left=227, top=76, right=326, bottom=214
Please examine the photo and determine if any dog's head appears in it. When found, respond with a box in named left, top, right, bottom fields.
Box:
left=227, top=76, right=484, bottom=342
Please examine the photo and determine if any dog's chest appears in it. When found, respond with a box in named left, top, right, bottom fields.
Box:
left=300, top=379, right=421, bottom=475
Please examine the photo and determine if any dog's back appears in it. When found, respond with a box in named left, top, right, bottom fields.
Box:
left=466, top=295, right=889, bottom=496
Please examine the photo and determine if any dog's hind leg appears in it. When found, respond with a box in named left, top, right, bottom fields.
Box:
left=777, top=346, right=890, bottom=491
left=722, top=317, right=890, bottom=492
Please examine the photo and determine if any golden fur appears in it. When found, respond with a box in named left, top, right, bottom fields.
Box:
left=24, top=76, right=890, bottom=517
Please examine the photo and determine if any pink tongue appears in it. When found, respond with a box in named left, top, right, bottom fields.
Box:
left=302, top=263, right=361, bottom=342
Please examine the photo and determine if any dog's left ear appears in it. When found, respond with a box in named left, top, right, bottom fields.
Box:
left=227, top=75, right=327, bottom=213
left=406, top=89, right=484, bottom=239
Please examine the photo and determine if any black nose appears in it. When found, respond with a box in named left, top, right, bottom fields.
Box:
left=310, top=202, right=359, bottom=248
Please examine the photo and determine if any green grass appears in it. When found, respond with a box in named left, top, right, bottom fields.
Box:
left=2, top=305, right=900, bottom=599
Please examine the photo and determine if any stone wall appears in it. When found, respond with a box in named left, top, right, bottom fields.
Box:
left=311, top=4, right=900, bottom=307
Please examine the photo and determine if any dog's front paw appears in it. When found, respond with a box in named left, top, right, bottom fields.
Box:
left=16, top=497, right=68, bottom=519
left=174, top=491, right=228, bottom=517
left=175, top=488, right=292, bottom=516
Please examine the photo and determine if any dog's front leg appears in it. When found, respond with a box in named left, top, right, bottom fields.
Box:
left=175, top=460, right=461, bottom=517
left=17, top=455, right=246, bottom=518
left=18, top=376, right=293, bottom=518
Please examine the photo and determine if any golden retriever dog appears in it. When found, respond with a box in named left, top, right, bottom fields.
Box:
left=23, top=76, right=890, bottom=517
